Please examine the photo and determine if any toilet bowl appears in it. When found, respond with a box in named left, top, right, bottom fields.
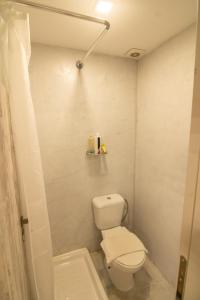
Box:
left=102, top=226, right=146, bottom=291
left=92, top=194, right=147, bottom=292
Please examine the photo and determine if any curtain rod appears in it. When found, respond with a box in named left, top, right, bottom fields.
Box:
left=10, top=0, right=110, bottom=69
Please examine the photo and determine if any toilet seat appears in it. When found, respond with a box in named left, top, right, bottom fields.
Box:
left=102, top=225, right=131, bottom=239
left=101, top=226, right=146, bottom=273
left=114, top=251, right=146, bottom=272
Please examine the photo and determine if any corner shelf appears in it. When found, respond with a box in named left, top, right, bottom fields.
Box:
left=86, top=151, right=107, bottom=156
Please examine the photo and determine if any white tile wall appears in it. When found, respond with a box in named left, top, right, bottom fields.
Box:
left=135, top=25, right=196, bottom=285
left=30, top=45, right=137, bottom=255
left=29, top=25, right=196, bottom=286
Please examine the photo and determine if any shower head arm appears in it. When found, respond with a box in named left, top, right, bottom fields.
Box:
left=76, top=26, right=109, bottom=69
left=10, top=0, right=110, bottom=69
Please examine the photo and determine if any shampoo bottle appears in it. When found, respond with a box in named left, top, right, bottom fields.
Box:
left=88, top=136, right=95, bottom=153
left=95, top=133, right=101, bottom=154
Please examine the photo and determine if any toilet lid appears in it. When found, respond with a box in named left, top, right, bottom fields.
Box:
left=115, top=251, right=146, bottom=268
left=101, top=226, right=147, bottom=268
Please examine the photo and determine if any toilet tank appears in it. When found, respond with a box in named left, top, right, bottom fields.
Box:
left=92, top=194, right=125, bottom=230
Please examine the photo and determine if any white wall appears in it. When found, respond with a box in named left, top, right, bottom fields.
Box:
left=29, top=26, right=195, bottom=285
left=135, top=25, right=196, bottom=285
left=30, top=44, right=137, bottom=255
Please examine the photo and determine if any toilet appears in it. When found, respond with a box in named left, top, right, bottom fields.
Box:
left=92, top=193, right=147, bottom=292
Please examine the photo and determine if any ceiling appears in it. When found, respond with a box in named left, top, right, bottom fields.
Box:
left=13, top=0, right=197, bottom=58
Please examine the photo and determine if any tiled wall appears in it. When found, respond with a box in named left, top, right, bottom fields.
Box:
left=30, top=45, right=137, bottom=255
left=30, top=26, right=195, bottom=285
left=135, top=25, right=196, bottom=285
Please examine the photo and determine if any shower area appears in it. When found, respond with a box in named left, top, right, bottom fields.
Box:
left=0, top=0, right=199, bottom=300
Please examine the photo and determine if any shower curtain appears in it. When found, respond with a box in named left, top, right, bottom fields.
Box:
left=0, top=3, right=54, bottom=300
left=0, top=81, right=29, bottom=299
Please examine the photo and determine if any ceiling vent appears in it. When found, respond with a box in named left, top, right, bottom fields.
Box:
left=124, top=48, right=145, bottom=60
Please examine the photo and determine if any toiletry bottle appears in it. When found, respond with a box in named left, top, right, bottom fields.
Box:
left=88, top=136, right=95, bottom=153
left=101, top=143, right=107, bottom=154
left=95, top=133, right=101, bottom=155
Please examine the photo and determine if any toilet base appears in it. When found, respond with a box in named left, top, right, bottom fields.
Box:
left=106, top=263, right=135, bottom=292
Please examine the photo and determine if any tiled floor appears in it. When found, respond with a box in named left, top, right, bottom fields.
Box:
left=91, top=250, right=176, bottom=300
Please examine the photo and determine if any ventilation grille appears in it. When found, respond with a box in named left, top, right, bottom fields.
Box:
left=124, top=48, right=146, bottom=60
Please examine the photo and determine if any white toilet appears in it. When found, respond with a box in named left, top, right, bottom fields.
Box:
left=92, top=193, right=147, bottom=292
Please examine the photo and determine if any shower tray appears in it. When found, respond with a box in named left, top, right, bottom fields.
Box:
left=53, top=248, right=108, bottom=300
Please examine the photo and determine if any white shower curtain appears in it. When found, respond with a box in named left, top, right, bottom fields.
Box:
left=0, top=83, right=29, bottom=300
left=0, top=3, right=54, bottom=300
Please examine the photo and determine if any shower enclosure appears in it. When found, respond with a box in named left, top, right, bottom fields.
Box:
left=0, top=1, right=110, bottom=299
